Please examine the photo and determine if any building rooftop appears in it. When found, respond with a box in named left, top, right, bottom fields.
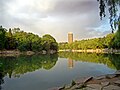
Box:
left=68, top=32, right=73, bottom=34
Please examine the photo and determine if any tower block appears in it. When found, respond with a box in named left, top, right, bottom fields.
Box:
left=68, top=32, right=73, bottom=43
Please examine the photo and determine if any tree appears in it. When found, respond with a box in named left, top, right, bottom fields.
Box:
left=5, top=28, right=17, bottom=50
left=97, top=0, right=120, bottom=32
left=42, top=34, right=58, bottom=52
left=0, top=26, right=7, bottom=50
left=104, top=33, right=115, bottom=48
left=0, top=26, right=58, bottom=52
left=0, top=72, right=4, bottom=90
left=12, top=28, right=20, bottom=34
left=59, top=33, right=117, bottom=50
left=112, top=26, right=120, bottom=48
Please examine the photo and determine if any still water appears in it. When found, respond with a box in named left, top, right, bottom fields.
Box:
left=0, top=52, right=120, bottom=90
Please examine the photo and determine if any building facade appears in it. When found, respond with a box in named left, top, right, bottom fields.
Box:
left=68, top=32, right=73, bottom=43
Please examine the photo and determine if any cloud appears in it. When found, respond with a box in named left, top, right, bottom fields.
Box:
left=48, top=0, right=98, bottom=16
left=0, top=0, right=110, bottom=42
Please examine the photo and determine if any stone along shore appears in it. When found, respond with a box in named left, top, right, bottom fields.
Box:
left=59, top=49, right=120, bottom=54
left=0, top=50, right=57, bottom=56
left=52, top=70, right=120, bottom=90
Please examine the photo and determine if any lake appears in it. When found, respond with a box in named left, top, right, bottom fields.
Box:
left=0, top=52, right=120, bottom=90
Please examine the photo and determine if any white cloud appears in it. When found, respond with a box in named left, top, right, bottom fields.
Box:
left=0, top=0, right=110, bottom=42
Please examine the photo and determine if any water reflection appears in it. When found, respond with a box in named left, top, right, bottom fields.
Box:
left=68, top=58, right=74, bottom=68
left=59, top=52, right=120, bottom=70
left=0, top=53, right=120, bottom=78
left=0, top=52, right=120, bottom=90
left=0, top=54, right=58, bottom=89
left=0, top=72, right=4, bottom=90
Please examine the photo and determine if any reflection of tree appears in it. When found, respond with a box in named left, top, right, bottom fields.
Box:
left=0, top=54, right=58, bottom=79
left=59, top=52, right=120, bottom=70
left=0, top=72, right=4, bottom=90
left=42, top=55, right=58, bottom=70
left=108, top=54, right=120, bottom=70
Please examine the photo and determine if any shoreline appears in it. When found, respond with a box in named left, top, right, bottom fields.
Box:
left=59, top=49, right=120, bottom=54
left=53, top=70, right=120, bottom=90
left=1, top=49, right=120, bottom=56
left=0, top=50, right=57, bottom=56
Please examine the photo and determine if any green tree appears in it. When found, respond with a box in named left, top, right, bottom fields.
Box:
left=13, top=31, right=28, bottom=51
left=97, top=0, right=120, bottom=32
left=59, top=33, right=117, bottom=50
left=112, top=26, right=120, bottom=49
left=42, top=34, right=58, bottom=52
left=0, top=26, right=7, bottom=50
left=104, top=33, right=115, bottom=48
left=5, top=28, right=17, bottom=50
left=31, top=35, right=42, bottom=51
left=12, top=28, right=20, bottom=34
left=0, top=26, right=58, bottom=52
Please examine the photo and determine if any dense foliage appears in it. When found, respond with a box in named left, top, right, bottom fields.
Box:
left=97, top=0, right=120, bottom=49
left=0, top=26, right=58, bottom=52
left=59, top=31, right=120, bottom=50
left=111, top=25, right=120, bottom=48
left=59, top=33, right=116, bottom=50
left=97, top=0, right=120, bottom=32
left=0, top=26, right=7, bottom=49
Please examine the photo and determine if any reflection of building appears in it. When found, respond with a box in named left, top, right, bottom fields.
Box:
left=68, top=58, right=74, bottom=68
left=68, top=32, right=73, bottom=43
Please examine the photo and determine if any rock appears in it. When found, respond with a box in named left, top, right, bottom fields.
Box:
left=50, top=50, right=56, bottom=54
left=76, top=84, right=86, bottom=89
left=103, top=85, right=120, bottom=90
left=114, top=80, right=120, bottom=85
left=49, top=87, right=59, bottom=90
left=87, top=84, right=102, bottom=90
left=70, top=84, right=86, bottom=90
left=101, top=82, right=110, bottom=87
left=83, top=76, right=93, bottom=83
left=115, top=70, right=120, bottom=75
left=42, top=50, right=47, bottom=54
left=58, top=85, right=65, bottom=90
left=70, top=85, right=78, bottom=90
left=106, top=74, right=116, bottom=79
left=26, top=51, right=35, bottom=55
left=76, top=77, right=87, bottom=84
left=71, top=80, right=76, bottom=86
left=64, top=85, right=71, bottom=89
left=83, top=87, right=96, bottom=90
left=95, top=75, right=106, bottom=80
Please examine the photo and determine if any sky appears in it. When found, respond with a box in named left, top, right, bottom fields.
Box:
left=0, top=0, right=111, bottom=42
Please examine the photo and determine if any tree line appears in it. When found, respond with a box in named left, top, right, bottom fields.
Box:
left=0, top=26, right=58, bottom=52
left=59, top=28, right=120, bottom=50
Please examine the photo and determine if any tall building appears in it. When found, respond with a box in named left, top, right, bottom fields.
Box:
left=68, top=32, right=73, bottom=43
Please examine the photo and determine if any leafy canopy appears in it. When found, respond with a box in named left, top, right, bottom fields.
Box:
left=97, top=0, right=120, bottom=32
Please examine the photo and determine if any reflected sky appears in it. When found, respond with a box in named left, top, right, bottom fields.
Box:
left=0, top=53, right=119, bottom=90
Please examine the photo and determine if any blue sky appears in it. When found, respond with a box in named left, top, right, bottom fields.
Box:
left=0, top=0, right=112, bottom=42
